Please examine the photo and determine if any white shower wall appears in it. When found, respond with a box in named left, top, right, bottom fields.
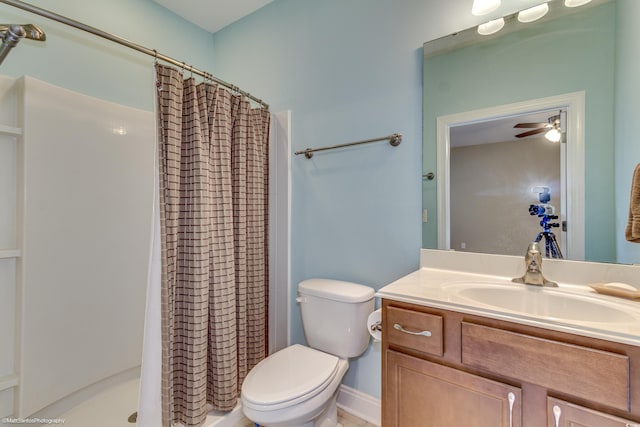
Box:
left=0, top=75, right=25, bottom=419
left=15, top=76, right=155, bottom=416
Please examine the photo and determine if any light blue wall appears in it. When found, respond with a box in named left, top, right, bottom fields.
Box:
left=422, top=3, right=617, bottom=263
left=0, top=0, right=215, bottom=110
left=210, top=0, right=442, bottom=398
left=615, top=0, right=640, bottom=264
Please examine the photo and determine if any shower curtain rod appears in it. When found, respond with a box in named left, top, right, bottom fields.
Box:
left=0, top=0, right=269, bottom=108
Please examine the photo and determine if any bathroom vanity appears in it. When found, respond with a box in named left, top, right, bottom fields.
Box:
left=377, top=251, right=640, bottom=427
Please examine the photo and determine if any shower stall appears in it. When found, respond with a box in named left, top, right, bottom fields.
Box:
left=0, top=72, right=154, bottom=424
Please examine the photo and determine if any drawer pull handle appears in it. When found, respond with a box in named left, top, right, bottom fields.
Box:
left=508, top=392, right=515, bottom=427
left=553, top=405, right=561, bottom=427
left=393, top=323, right=432, bottom=337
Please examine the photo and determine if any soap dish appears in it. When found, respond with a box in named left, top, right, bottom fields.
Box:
left=590, top=282, right=640, bottom=301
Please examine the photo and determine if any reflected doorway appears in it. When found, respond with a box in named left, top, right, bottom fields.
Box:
left=436, top=92, right=586, bottom=260
left=449, top=109, right=565, bottom=257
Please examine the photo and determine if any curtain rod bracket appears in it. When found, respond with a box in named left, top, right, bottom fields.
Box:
left=389, top=133, right=402, bottom=146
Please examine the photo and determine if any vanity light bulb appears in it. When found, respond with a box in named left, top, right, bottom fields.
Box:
left=477, top=18, right=505, bottom=35
left=472, top=0, right=501, bottom=16
left=545, top=128, right=561, bottom=143
left=564, top=0, right=592, bottom=7
left=518, top=3, right=549, bottom=23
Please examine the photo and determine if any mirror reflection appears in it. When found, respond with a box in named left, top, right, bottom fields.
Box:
left=422, top=0, right=640, bottom=265
left=450, top=109, right=564, bottom=258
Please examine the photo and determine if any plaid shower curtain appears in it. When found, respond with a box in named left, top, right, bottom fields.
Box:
left=155, top=64, right=269, bottom=427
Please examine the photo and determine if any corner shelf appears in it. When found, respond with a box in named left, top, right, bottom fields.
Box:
left=0, top=374, right=18, bottom=392
left=0, top=124, right=21, bottom=136
left=0, top=249, right=20, bottom=259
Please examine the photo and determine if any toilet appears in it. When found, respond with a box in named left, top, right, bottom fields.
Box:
left=241, top=278, right=375, bottom=427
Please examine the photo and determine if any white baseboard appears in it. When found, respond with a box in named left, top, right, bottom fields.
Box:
left=336, top=385, right=381, bottom=426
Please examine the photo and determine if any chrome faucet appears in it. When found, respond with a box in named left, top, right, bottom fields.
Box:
left=512, top=242, right=558, bottom=287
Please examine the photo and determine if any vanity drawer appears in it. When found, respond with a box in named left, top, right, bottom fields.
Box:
left=461, top=322, right=630, bottom=411
left=385, top=306, right=443, bottom=357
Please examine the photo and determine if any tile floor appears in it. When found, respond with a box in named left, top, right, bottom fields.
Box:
left=231, top=408, right=378, bottom=427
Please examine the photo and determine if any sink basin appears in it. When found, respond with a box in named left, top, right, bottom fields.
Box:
left=445, top=283, right=638, bottom=323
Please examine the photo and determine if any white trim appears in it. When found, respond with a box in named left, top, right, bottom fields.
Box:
left=436, top=91, right=586, bottom=260
left=269, top=110, right=292, bottom=354
left=336, top=385, right=381, bottom=427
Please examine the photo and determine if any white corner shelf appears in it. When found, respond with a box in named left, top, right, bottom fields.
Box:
left=0, top=124, right=22, bottom=136
left=0, top=249, right=21, bottom=259
left=0, top=374, right=18, bottom=392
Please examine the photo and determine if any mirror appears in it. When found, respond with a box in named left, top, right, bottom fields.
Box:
left=422, top=0, right=640, bottom=265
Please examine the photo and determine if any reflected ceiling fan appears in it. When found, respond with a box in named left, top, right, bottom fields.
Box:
left=514, top=114, right=562, bottom=142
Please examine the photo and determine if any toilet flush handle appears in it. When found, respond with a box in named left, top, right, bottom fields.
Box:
left=296, top=296, right=307, bottom=304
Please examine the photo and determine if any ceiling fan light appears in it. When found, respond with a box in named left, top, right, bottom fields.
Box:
left=545, top=128, right=561, bottom=143
left=518, top=3, right=549, bottom=23
left=477, top=18, right=505, bottom=35
left=564, top=0, right=592, bottom=7
left=472, top=0, right=501, bottom=16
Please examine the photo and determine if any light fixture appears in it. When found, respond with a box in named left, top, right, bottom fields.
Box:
left=477, top=18, right=505, bottom=35
left=472, top=0, right=501, bottom=16
left=518, top=3, right=550, bottom=23
left=564, top=0, right=592, bottom=7
left=545, top=128, right=561, bottom=143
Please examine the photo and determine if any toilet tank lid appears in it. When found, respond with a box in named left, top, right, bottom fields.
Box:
left=298, top=279, right=374, bottom=303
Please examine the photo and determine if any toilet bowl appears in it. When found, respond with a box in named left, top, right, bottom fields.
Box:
left=241, top=344, right=348, bottom=427
left=241, top=279, right=375, bottom=427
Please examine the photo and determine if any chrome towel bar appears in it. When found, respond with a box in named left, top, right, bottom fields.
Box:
left=295, top=132, right=402, bottom=159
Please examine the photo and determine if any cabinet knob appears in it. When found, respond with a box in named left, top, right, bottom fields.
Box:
left=393, top=323, right=432, bottom=337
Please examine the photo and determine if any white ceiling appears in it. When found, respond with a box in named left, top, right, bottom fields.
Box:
left=153, top=0, right=557, bottom=35
left=152, top=0, right=273, bottom=33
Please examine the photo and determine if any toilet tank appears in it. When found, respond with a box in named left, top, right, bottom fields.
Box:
left=298, top=279, right=375, bottom=359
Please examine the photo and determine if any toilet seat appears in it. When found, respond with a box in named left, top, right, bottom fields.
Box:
left=241, top=344, right=340, bottom=411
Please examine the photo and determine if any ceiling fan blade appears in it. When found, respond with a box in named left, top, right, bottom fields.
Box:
left=514, top=122, right=549, bottom=129
left=515, top=128, right=546, bottom=138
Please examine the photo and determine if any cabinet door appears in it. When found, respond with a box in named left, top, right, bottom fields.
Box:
left=548, top=397, right=640, bottom=427
left=384, top=349, right=521, bottom=427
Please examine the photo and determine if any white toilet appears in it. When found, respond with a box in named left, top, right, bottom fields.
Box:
left=241, top=278, right=375, bottom=427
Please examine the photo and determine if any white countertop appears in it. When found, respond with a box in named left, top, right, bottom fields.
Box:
left=377, top=266, right=640, bottom=347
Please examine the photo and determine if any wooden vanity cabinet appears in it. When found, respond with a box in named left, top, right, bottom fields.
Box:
left=381, top=299, right=640, bottom=427
left=385, top=349, right=521, bottom=427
